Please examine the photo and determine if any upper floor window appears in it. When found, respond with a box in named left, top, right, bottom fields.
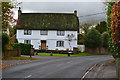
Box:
left=56, top=41, right=64, bottom=47
left=57, top=31, right=65, bottom=36
left=24, top=40, right=31, bottom=44
left=24, top=30, right=31, bottom=35
left=40, top=30, right=48, bottom=35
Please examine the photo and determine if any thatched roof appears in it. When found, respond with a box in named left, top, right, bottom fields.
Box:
left=17, top=13, right=79, bottom=31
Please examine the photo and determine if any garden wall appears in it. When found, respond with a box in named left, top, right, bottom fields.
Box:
left=85, top=47, right=108, bottom=53
left=3, top=46, right=35, bottom=58
left=3, top=46, right=21, bottom=58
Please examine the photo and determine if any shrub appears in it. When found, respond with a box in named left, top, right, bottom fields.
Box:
left=10, top=43, right=20, bottom=50
left=9, top=43, right=32, bottom=55
left=2, top=33, right=9, bottom=52
left=19, top=43, right=32, bottom=55
left=14, top=38, right=18, bottom=43
left=101, top=32, right=109, bottom=48
left=84, top=28, right=102, bottom=48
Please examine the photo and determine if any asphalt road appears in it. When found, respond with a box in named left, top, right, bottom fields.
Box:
left=2, top=55, right=113, bottom=78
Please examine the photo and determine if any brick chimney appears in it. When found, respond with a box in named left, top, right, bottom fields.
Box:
left=74, top=10, right=77, bottom=16
left=18, top=7, right=22, bottom=16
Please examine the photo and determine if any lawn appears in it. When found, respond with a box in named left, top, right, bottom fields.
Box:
left=3, top=56, right=38, bottom=60
left=35, top=52, right=111, bottom=57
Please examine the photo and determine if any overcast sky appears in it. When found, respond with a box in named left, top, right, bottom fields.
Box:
left=14, top=2, right=107, bottom=24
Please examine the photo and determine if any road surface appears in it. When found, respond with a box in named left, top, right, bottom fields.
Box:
left=2, top=55, right=113, bottom=78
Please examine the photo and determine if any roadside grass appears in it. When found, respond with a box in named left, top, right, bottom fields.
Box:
left=35, top=52, right=111, bottom=57
left=3, top=56, right=38, bottom=60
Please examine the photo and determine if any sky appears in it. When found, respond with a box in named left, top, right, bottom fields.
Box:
left=13, top=1, right=107, bottom=24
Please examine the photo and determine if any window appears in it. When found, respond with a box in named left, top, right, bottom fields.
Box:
left=40, top=30, right=48, bottom=35
left=24, top=40, right=31, bottom=44
left=57, top=31, right=65, bottom=36
left=56, top=41, right=64, bottom=47
left=24, top=30, right=31, bottom=35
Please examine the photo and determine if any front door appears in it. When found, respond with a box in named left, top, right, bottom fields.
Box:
left=41, top=40, right=46, bottom=50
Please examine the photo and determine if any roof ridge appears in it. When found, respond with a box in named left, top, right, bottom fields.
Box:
left=21, top=13, right=74, bottom=15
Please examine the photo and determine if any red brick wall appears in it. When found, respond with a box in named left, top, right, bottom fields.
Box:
left=85, top=47, right=108, bottom=53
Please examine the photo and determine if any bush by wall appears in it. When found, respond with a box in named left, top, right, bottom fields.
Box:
left=9, top=43, right=32, bottom=55
left=2, top=33, right=9, bottom=52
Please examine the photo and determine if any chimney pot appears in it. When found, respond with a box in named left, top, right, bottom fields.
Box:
left=74, top=10, right=77, bottom=16
left=18, top=7, right=22, bottom=16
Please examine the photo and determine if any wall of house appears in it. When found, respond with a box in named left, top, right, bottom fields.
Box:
left=16, top=29, right=77, bottom=50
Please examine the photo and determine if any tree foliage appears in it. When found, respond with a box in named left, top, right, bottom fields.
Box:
left=2, top=2, right=14, bottom=29
left=101, top=32, right=109, bottom=48
left=109, top=1, right=120, bottom=58
left=84, top=28, right=102, bottom=48
left=107, top=2, right=115, bottom=58
left=95, top=21, right=107, bottom=34
left=80, top=23, right=92, bottom=34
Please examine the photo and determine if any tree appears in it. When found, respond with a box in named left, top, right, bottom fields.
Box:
left=101, top=32, right=109, bottom=48
left=2, top=33, right=9, bottom=52
left=2, top=1, right=21, bottom=38
left=2, top=2, right=15, bottom=29
left=84, top=28, right=102, bottom=48
left=78, top=33, right=84, bottom=45
left=95, top=21, right=107, bottom=34
left=80, top=23, right=92, bottom=34
left=110, top=1, right=120, bottom=58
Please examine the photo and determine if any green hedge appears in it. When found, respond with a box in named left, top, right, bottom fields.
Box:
left=19, top=43, right=32, bottom=55
left=10, top=43, right=32, bottom=55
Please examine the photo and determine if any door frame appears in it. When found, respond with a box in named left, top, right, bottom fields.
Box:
left=41, top=40, right=46, bottom=50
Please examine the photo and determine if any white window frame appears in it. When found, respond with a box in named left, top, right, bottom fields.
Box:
left=40, top=30, right=48, bottom=35
left=56, top=41, right=64, bottom=47
left=24, top=40, right=31, bottom=44
left=57, top=31, right=65, bottom=36
left=24, top=30, right=31, bottom=35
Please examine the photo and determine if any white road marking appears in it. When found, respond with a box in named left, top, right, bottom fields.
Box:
left=67, top=61, right=72, bottom=63
left=25, top=75, right=32, bottom=78
left=81, top=64, right=97, bottom=80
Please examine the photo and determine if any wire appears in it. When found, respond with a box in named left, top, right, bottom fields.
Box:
left=78, top=12, right=106, bottom=18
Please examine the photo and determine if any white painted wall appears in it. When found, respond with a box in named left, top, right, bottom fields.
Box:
left=77, top=45, right=85, bottom=52
left=16, top=29, right=77, bottom=50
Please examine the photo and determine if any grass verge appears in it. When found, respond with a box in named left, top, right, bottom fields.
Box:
left=35, top=52, right=111, bottom=57
left=3, top=56, right=38, bottom=60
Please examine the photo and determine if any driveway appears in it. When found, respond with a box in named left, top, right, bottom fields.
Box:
left=2, top=55, right=113, bottom=78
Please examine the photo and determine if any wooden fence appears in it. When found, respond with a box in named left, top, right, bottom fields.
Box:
left=2, top=47, right=34, bottom=58
left=3, top=46, right=21, bottom=58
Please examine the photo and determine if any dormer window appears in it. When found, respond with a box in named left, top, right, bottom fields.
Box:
left=24, top=30, right=31, bottom=35
left=57, top=31, right=65, bottom=36
left=40, top=30, right=48, bottom=35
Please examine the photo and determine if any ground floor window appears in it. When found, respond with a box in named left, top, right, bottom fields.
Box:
left=56, top=41, right=64, bottom=47
left=24, top=40, right=31, bottom=44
